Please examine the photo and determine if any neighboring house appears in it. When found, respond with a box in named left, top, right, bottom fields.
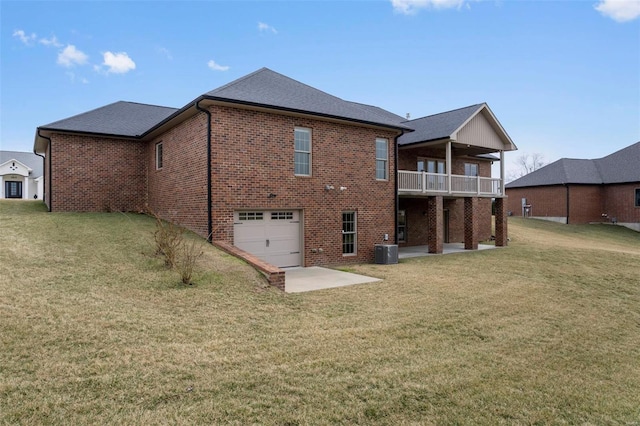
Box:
left=505, top=142, right=640, bottom=232
left=33, top=68, right=517, bottom=273
left=0, top=151, right=44, bottom=200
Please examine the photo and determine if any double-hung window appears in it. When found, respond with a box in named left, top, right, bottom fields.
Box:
left=376, top=138, right=388, bottom=180
left=294, top=127, right=311, bottom=176
left=342, top=211, right=356, bottom=255
left=464, top=163, right=479, bottom=177
left=155, top=142, right=163, bottom=170
left=635, top=188, right=640, bottom=207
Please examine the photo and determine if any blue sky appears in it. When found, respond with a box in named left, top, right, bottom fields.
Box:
left=2, top=0, right=639, bottom=177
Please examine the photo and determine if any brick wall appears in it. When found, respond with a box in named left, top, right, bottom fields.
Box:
left=568, top=185, right=604, bottom=223
left=49, top=134, right=146, bottom=212
left=505, top=183, right=640, bottom=225
left=506, top=186, right=568, bottom=220
left=601, top=183, right=640, bottom=223
left=146, top=113, right=209, bottom=237
left=207, top=105, right=398, bottom=266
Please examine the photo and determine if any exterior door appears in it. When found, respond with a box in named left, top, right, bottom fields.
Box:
left=233, top=210, right=301, bottom=268
left=5, top=181, right=22, bottom=199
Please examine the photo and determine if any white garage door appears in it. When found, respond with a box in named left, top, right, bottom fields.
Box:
left=233, top=210, right=301, bottom=268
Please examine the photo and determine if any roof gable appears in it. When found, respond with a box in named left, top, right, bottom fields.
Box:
left=0, top=151, right=43, bottom=176
left=398, top=103, right=516, bottom=151
left=398, top=104, right=483, bottom=145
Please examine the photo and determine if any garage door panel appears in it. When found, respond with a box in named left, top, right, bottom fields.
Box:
left=233, top=210, right=301, bottom=268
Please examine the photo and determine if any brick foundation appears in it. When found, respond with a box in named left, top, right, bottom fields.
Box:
left=427, top=196, right=443, bottom=253
left=464, top=197, right=479, bottom=250
left=494, top=197, right=508, bottom=246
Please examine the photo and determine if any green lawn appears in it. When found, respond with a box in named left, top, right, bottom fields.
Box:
left=1, top=200, right=639, bottom=424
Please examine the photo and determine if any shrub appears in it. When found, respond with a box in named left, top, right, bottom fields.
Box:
left=153, top=213, right=183, bottom=269
left=177, top=238, right=203, bottom=285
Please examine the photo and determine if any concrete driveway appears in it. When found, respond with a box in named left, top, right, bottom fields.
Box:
left=285, top=266, right=381, bottom=293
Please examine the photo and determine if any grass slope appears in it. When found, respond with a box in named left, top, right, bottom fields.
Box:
left=1, top=201, right=639, bottom=424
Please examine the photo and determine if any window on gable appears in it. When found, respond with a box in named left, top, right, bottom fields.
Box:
left=635, top=188, right=640, bottom=207
left=155, top=142, right=163, bottom=170
left=376, top=138, right=389, bottom=180
left=342, top=211, right=357, bottom=255
left=294, top=127, right=311, bottom=176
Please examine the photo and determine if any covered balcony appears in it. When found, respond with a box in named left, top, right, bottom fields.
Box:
left=398, top=170, right=503, bottom=197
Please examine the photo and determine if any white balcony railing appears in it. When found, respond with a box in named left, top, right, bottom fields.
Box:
left=398, top=171, right=503, bottom=197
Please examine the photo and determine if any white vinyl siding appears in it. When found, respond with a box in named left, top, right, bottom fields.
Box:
left=376, top=138, right=388, bottom=180
left=294, top=127, right=311, bottom=176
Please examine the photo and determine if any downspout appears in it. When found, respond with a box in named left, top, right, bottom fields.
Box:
left=394, top=130, right=405, bottom=244
left=565, top=184, right=570, bottom=224
left=195, top=100, right=213, bottom=243
left=36, top=130, right=52, bottom=212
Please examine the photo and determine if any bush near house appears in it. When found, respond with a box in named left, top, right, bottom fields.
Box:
left=1, top=201, right=639, bottom=424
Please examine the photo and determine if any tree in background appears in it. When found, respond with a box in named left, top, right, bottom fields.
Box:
left=507, top=153, right=546, bottom=182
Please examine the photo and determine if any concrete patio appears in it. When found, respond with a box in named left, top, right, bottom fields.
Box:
left=399, top=243, right=497, bottom=259
left=285, top=243, right=498, bottom=293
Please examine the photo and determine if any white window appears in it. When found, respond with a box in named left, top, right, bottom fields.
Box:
left=342, top=211, right=356, bottom=255
left=376, top=138, right=388, bottom=180
left=418, top=158, right=446, bottom=174
left=155, top=142, right=163, bottom=170
left=465, top=163, right=479, bottom=177
left=294, top=127, right=311, bottom=176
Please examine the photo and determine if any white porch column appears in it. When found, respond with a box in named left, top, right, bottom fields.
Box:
left=500, top=150, right=505, bottom=196
left=24, top=176, right=30, bottom=199
left=0, top=176, right=3, bottom=198
left=446, top=140, right=452, bottom=194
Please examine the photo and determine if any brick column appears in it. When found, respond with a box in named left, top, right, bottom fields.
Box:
left=494, top=197, right=508, bottom=247
left=464, top=197, right=479, bottom=250
left=427, top=196, right=443, bottom=254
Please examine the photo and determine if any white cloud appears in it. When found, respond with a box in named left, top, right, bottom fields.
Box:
left=39, top=35, right=63, bottom=48
left=258, top=22, right=278, bottom=34
left=57, top=45, right=89, bottom=67
left=391, top=0, right=465, bottom=14
left=101, top=51, right=136, bottom=74
left=595, top=0, right=640, bottom=22
left=13, top=29, right=37, bottom=45
left=207, top=59, right=230, bottom=71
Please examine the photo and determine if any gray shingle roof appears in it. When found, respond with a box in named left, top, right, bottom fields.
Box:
left=398, top=104, right=484, bottom=146
left=506, top=141, right=640, bottom=188
left=204, top=68, right=411, bottom=130
left=40, top=101, right=178, bottom=137
left=0, top=151, right=44, bottom=177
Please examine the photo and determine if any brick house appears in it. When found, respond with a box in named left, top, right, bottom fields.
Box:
left=505, top=142, right=640, bottom=232
left=34, top=68, right=517, bottom=274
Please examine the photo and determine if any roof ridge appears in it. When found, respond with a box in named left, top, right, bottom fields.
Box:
left=403, top=103, right=484, bottom=123
left=206, top=67, right=271, bottom=95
